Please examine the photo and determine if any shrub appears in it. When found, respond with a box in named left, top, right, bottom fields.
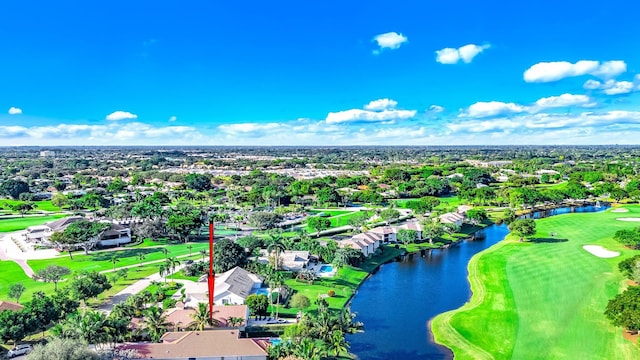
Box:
left=327, top=290, right=335, bottom=297
left=163, top=298, right=177, bottom=310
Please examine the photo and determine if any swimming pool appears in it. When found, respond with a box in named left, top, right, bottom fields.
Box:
left=254, top=288, right=269, bottom=296
left=318, top=265, right=334, bottom=273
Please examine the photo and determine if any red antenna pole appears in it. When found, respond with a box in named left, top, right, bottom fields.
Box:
left=208, top=219, right=215, bottom=325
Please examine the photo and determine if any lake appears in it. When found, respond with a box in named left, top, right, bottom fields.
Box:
left=347, top=205, right=606, bottom=360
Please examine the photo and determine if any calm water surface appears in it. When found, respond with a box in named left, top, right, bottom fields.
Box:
left=348, top=205, right=605, bottom=360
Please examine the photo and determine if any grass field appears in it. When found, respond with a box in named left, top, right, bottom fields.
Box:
left=432, top=206, right=640, bottom=360
left=0, top=215, right=66, bottom=232
left=0, top=260, right=55, bottom=301
left=28, top=241, right=211, bottom=275
left=304, top=210, right=366, bottom=232
left=0, top=200, right=60, bottom=212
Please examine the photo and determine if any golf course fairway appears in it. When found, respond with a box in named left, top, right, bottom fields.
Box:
left=431, top=206, right=640, bottom=360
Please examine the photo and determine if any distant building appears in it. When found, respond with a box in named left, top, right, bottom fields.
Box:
left=26, top=216, right=132, bottom=248
left=39, top=150, right=55, bottom=157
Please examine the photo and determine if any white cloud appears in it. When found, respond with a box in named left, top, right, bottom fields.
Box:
left=169, top=116, right=177, bottom=122
left=8, top=107, right=22, bottom=115
left=0, top=122, right=200, bottom=145
left=523, top=60, right=627, bottom=82
left=372, top=32, right=408, bottom=52
left=436, top=44, right=490, bottom=64
left=435, top=48, right=460, bottom=64
left=218, top=122, right=283, bottom=135
left=462, top=101, right=527, bottom=118
left=583, top=79, right=602, bottom=90
left=364, top=98, right=398, bottom=111
left=584, top=79, right=638, bottom=95
left=428, top=105, right=444, bottom=113
left=534, top=93, right=595, bottom=108
left=106, top=110, right=138, bottom=121
left=326, top=109, right=416, bottom=124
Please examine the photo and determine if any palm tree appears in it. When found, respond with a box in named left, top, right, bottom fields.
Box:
left=144, top=306, right=170, bottom=342
left=189, top=302, right=219, bottom=330
left=110, top=254, right=120, bottom=271
left=137, top=253, right=146, bottom=267
left=161, top=247, right=169, bottom=259
left=187, top=244, right=193, bottom=256
left=267, top=241, right=286, bottom=271
left=267, top=271, right=286, bottom=319
left=199, top=249, right=207, bottom=262
left=326, top=330, right=349, bottom=356
left=293, top=338, right=323, bottom=360
left=166, top=257, right=180, bottom=282
left=159, top=264, right=168, bottom=283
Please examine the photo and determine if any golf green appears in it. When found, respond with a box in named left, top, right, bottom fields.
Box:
left=432, top=206, right=640, bottom=360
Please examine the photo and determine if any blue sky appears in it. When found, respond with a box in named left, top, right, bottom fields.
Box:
left=2, top=0, right=640, bottom=145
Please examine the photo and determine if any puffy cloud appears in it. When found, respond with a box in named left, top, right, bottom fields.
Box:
left=106, top=110, right=138, bottom=121
left=0, top=122, right=200, bottom=145
left=364, top=98, right=398, bottom=111
left=436, top=44, right=490, bottom=64
left=372, top=32, right=408, bottom=52
left=8, top=107, right=22, bottom=115
left=428, top=105, right=444, bottom=113
left=448, top=110, right=640, bottom=136
left=583, top=79, right=638, bottom=95
left=523, top=60, right=626, bottom=82
left=326, top=109, right=416, bottom=124
left=217, top=122, right=283, bottom=136
left=462, top=101, right=527, bottom=118
left=169, top=116, right=177, bottom=122
left=534, top=93, right=595, bottom=108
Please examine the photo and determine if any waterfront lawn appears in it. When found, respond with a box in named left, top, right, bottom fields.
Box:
left=0, top=215, right=66, bottom=232
left=432, top=206, right=640, bottom=360
left=279, top=246, right=404, bottom=316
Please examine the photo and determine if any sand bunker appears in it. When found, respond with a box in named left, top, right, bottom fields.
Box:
left=611, top=208, right=629, bottom=213
left=583, top=245, right=620, bottom=258
left=616, top=218, right=640, bottom=222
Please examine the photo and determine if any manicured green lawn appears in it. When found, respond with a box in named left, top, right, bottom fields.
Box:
left=0, top=215, right=66, bottom=232
left=0, top=200, right=60, bottom=212
left=28, top=242, right=210, bottom=275
left=304, top=210, right=365, bottom=232
left=432, top=206, right=640, bottom=360
left=280, top=246, right=404, bottom=316
left=0, top=260, right=54, bottom=301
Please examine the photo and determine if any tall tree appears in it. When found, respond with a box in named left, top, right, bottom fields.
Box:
left=0, top=179, right=29, bottom=199
left=52, top=220, right=111, bottom=255
left=8, top=283, right=26, bottom=304
left=214, top=239, right=247, bottom=273
left=508, top=219, right=537, bottom=242
left=34, top=265, right=71, bottom=291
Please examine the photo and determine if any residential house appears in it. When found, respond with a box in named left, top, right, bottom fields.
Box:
left=279, top=250, right=310, bottom=271
left=369, top=226, right=398, bottom=243
left=119, top=330, right=267, bottom=360
left=397, top=221, right=424, bottom=240
left=339, top=232, right=382, bottom=257
left=214, top=267, right=263, bottom=305
left=439, top=212, right=465, bottom=227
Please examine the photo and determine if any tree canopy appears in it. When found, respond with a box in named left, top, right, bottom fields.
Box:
left=214, top=238, right=247, bottom=273
left=508, top=219, right=537, bottom=241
